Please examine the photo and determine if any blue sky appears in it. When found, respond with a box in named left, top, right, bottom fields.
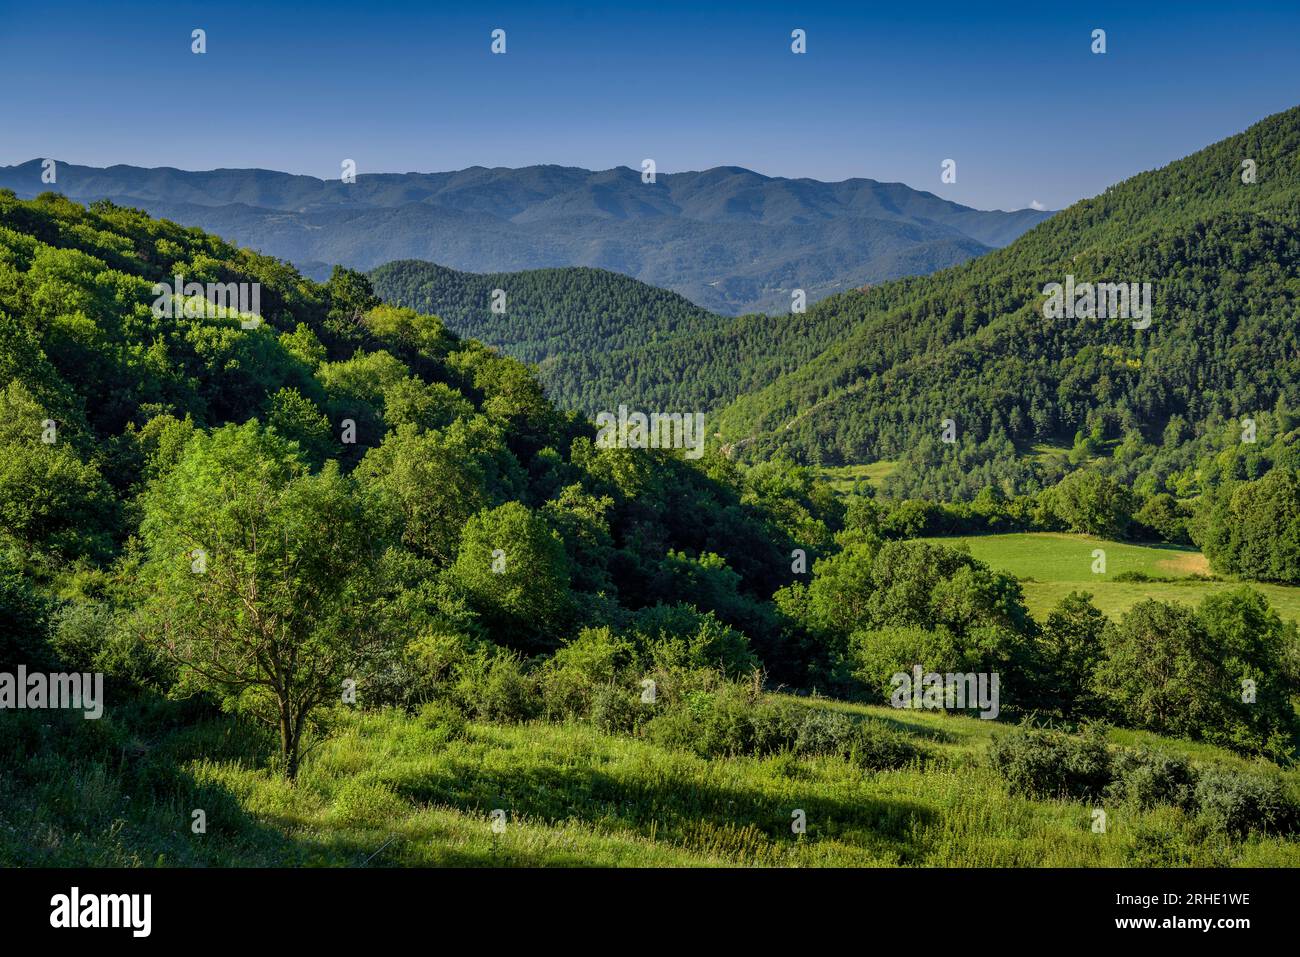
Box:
left=2, top=0, right=1297, bottom=210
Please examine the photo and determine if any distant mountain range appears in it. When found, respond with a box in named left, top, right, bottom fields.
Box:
left=0, top=160, right=1053, bottom=314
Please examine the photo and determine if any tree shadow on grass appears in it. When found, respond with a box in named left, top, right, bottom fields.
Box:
left=0, top=698, right=315, bottom=866
left=371, top=754, right=936, bottom=866
left=4, top=697, right=937, bottom=867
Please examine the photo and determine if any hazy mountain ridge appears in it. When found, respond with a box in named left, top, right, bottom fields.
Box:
left=0, top=159, right=1052, bottom=314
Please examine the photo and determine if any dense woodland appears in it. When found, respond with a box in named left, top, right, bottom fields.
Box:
left=363, top=109, right=1300, bottom=510
left=712, top=107, right=1300, bottom=490
left=1, top=178, right=1298, bottom=780
left=369, top=258, right=725, bottom=414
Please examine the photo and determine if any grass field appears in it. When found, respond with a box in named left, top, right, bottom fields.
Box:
left=920, top=532, right=1300, bottom=624
left=1028, top=442, right=1072, bottom=467
left=819, top=461, right=897, bottom=494
left=4, top=700, right=1298, bottom=868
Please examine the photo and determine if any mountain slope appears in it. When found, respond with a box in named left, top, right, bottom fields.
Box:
left=0, top=161, right=1052, bottom=315
left=701, top=105, right=1300, bottom=487
left=368, top=260, right=726, bottom=363
left=368, top=259, right=738, bottom=413
left=367, top=259, right=881, bottom=419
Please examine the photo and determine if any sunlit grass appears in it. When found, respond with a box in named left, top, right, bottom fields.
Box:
left=921, top=532, right=1300, bottom=624
left=818, top=461, right=897, bottom=495
left=6, top=702, right=1297, bottom=867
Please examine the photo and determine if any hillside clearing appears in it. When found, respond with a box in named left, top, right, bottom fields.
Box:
left=921, top=532, right=1300, bottom=623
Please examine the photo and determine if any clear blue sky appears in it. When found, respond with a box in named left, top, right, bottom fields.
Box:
left=2, top=0, right=1297, bottom=210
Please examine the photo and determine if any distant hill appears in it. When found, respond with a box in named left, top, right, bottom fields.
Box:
left=0, top=161, right=1052, bottom=315
left=369, top=259, right=725, bottom=365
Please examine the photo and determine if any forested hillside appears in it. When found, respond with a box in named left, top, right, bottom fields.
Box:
left=369, top=256, right=866, bottom=417
left=0, top=187, right=826, bottom=735
left=516, top=107, right=1300, bottom=498
left=368, top=259, right=731, bottom=413
left=705, top=106, right=1300, bottom=498
left=3, top=189, right=1300, bottom=869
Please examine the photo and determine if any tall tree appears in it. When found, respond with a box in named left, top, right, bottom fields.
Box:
left=139, top=421, right=390, bottom=778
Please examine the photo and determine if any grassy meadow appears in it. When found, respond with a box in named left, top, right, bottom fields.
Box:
left=5, top=695, right=1299, bottom=868
left=920, top=532, right=1300, bottom=624
left=819, top=461, right=898, bottom=494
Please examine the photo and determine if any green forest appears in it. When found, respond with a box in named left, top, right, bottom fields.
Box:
left=364, top=109, right=1300, bottom=510
left=2, top=109, right=1300, bottom=868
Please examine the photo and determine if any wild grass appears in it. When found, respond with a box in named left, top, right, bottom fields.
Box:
left=4, top=696, right=1297, bottom=867
left=818, top=461, right=898, bottom=495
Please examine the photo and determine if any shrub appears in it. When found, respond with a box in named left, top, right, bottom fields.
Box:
left=414, top=700, right=467, bottom=745
left=630, top=604, right=758, bottom=677
left=403, top=629, right=477, bottom=704
left=644, top=683, right=775, bottom=758
left=849, top=719, right=921, bottom=770
left=589, top=683, right=643, bottom=734
left=642, top=685, right=918, bottom=769
left=1106, top=748, right=1197, bottom=810
left=641, top=700, right=706, bottom=754
left=689, top=683, right=765, bottom=756
left=330, top=778, right=407, bottom=829
left=1194, top=769, right=1294, bottom=837
left=987, top=725, right=1112, bottom=799
left=451, top=647, right=539, bottom=722
left=539, top=626, right=637, bottom=720
left=792, top=706, right=860, bottom=757
left=1111, top=570, right=1161, bottom=583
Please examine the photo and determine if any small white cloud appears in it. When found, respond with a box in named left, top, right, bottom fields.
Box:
left=1030, top=200, right=1046, bottom=211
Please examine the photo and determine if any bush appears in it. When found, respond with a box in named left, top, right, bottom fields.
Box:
left=330, top=778, right=408, bottom=829
left=450, top=647, right=539, bottom=722
left=645, top=683, right=781, bottom=758
left=539, top=626, right=637, bottom=720
left=792, top=706, right=860, bottom=757
left=1111, top=570, right=1162, bottom=583
left=1194, top=769, right=1295, bottom=837
left=1106, top=748, right=1197, bottom=810
left=402, top=629, right=477, bottom=705
left=589, top=683, right=643, bottom=734
left=414, top=700, right=467, bottom=745
left=643, top=684, right=918, bottom=769
left=847, top=719, right=921, bottom=770
left=987, top=725, right=1112, bottom=799
left=630, top=604, right=758, bottom=677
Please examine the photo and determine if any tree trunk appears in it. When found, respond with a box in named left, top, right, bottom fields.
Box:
left=279, top=696, right=300, bottom=781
